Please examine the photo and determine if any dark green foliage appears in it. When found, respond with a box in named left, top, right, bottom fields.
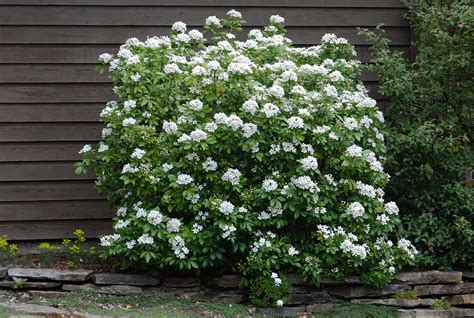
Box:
left=359, top=0, right=473, bottom=269
left=317, top=304, right=400, bottom=318
left=249, top=274, right=291, bottom=307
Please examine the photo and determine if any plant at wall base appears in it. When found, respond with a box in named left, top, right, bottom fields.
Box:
left=249, top=272, right=290, bottom=308
left=76, top=10, right=417, bottom=303
left=12, top=277, right=27, bottom=290
left=432, top=299, right=451, bottom=310
left=359, top=0, right=473, bottom=270
left=62, top=229, right=96, bottom=268
left=393, top=290, right=418, bottom=300
left=0, top=235, right=19, bottom=266
left=38, top=242, right=61, bottom=268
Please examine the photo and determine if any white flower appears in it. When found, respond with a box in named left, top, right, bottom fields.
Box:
left=227, top=9, right=242, bottom=19
left=147, top=210, right=163, bottom=225
left=347, top=202, right=365, bottom=218
left=79, top=144, right=92, bottom=154
left=268, top=84, right=285, bottom=98
left=114, top=219, right=131, bottom=230
left=164, top=63, right=182, bottom=74
left=293, top=176, right=317, bottom=191
left=262, top=179, right=278, bottom=192
left=169, top=235, right=188, bottom=259
left=162, top=163, right=173, bottom=172
left=276, top=300, right=284, bottom=307
left=226, top=115, right=244, bottom=130
left=214, top=112, right=228, bottom=124
left=384, top=201, right=399, bottom=215
left=162, top=121, right=178, bottom=134
left=242, top=123, right=258, bottom=138
left=122, top=117, right=136, bottom=126
left=98, top=53, right=112, bottom=63
left=287, top=116, right=304, bottom=129
left=205, top=16, right=221, bottom=26
left=346, top=145, right=363, bottom=157
left=172, top=21, right=187, bottom=33
left=131, top=148, right=146, bottom=159
left=270, top=15, right=285, bottom=24
left=126, top=240, right=136, bottom=249
left=189, top=99, right=203, bottom=111
left=222, top=225, right=237, bottom=239
left=190, top=129, right=208, bottom=142
left=188, top=29, right=203, bottom=40
left=274, top=278, right=282, bottom=286
left=203, top=157, right=218, bottom=171
left=222, top=168, right=241, bottom=185
left=176, top=173, right=193, bottom=185
left=288, top=246, right=299, bottom=256
left=377, top=214, right=390, bottom=225
left=192, top=223, right=203, bottom=234
left=102, top=127, right=112, bottom=138
left=300, top=156, right=318, bottom=171
left=100, top=234, right=120, bottom=247
left=219, top=201, right=235, bottom=215
left=131, top=73, right=141, bottom=82
left=262, top=103, right=280, bottom=118
left=271, top=272, right=279, bottom=279
left=242, top=100, right=258, bottom=114
left=166, top=218, right=181, bottom=233
left=177, top=134, right=191, bottom=143
left=117, top=207, right=127, bottom=217
left=137, top=233, right=154, bottom=245
left=343, top=117, right=358, bottom=130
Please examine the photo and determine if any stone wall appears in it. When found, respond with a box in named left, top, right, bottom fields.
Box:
left=1, top=268, right=474, bottom=317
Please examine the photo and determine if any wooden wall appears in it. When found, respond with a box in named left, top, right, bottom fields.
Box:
left=0, top=0, right=410, bottom=240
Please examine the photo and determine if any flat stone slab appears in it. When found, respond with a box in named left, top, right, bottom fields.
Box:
left=326, top=284, right=411, bottom=298
left=287, top=274, right=362, bottom=286
left=28, top=290, right=69, bottom=298
left=203, top=274, right=241, bottom=289
left=462, top=271, right=474, bottom=280
left=63, top=283, right=142, bottom=296
left=351, top=298, right=435, bottom=308
left=0, top=281, right=61, bottom=289
left=161, top=276, right=201, bottom=288
left=8, top=267, right=92, bottom=282
left=395, top=271, right=462, bottom=285
left=448, top=294, right=474, bottom=305
left=91, top=273, right=159, bottom=286
left=259, top=306, right=307, bottom=317
left=0, top=302, right=83, bottom=316
left=288, top=289, right=330, bottom=305
left=399, top=308, right=474, bottom=318
left=414, top=283, right=474, bottom=296
left=306, top=303, right=340, bottom=313
left=204, top=290, right=245, bottom=303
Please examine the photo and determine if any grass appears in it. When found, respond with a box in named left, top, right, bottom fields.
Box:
left=29, top=290, right=254, bottom=317
left=313, top=303, right=400, bottom=318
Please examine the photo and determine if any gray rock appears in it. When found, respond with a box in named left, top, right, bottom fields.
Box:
left=399, top=308, right=474, bottom=318
left=259, top=306, right=307, bottom=317
left=448, top=294, right=474, bottom=305
left=326, top=284, right=411, bottom=299
left=0, top=281, right=61, bottom=289
left=0, top=267, right=8, bottom=279
left=161, top=276, right=201, bottom=288
left=414, top=283, right=474, bottom=296
left=322, top=276, right=362, bottom=285
left=28, top=290, right=69, bottom=298
left=351, top=298, right=435, bottom=308
left=462, top=271, right=474, bottom=280
left=8, top=267, right=92, bottom=282
left=62, top=283, right=142, bottom=295
left=0, top=302, right=81, bottom=316
left=91, top=273, right=159, bottom=286
left=203, top=274, right=241, bottom=289
left=395, top=271, right=462, bottom=285
left=287, top=289, right=330, bottom=305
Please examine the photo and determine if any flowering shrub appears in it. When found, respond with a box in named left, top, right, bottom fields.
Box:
left=76, top=11, right=417, bottom=288
left=249, top=272, right=290, bottom=307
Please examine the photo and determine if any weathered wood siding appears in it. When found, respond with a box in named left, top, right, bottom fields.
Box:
left=0, top=0, right=410, bottom=240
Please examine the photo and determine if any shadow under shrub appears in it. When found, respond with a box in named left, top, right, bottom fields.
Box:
left=360, top=0, right=473, bottom=269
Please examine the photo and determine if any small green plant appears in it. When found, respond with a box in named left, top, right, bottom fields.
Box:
left=62, top=229, right=96, bottom=268
left=393, top=290, right=418, bottom=300
left=38, top=242, right=61, bottom=268
left=249, top=272, right=291, bottom=308
left=12, top=277, right=26, bottom=290
left=0, top=235, right=19, bottom=266
left=432, top=298, right=451, bottom=309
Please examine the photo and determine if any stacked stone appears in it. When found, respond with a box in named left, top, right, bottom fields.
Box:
left=0, top=268, right=473, bottom=317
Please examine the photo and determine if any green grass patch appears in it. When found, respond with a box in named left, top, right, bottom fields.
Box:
left=314, top=303, right=400, bottom=318
left=29, top=290, right=253, bottom=317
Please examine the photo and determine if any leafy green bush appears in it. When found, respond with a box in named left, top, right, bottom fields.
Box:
left=249, top=272, right=290, bottom=307
left=360, top=0, right=473, bottom=269
left=77, top=11, right=416, bottom=289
